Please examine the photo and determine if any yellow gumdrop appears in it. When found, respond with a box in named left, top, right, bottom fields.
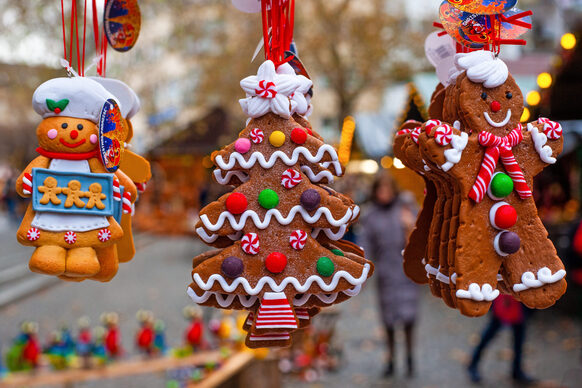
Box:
left=269, top=131, right=286, bottom=147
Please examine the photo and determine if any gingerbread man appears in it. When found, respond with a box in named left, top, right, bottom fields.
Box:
left=38, top=177, right=62, bottom=205
left=418, top=51, right=566, bottom=316
left=62, top=180, right=87, bottom=208
left=85, top=183, right=107, bottom=210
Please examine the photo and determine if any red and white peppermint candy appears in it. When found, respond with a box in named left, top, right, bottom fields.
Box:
left=255, top=80, right=277, bottom=98
left=538, top=117, right=562, bottom=140
left=410, top=127, right=422, bottom=144
left=64, top=231, right=77, bottom=245
left=289, top=230, right=307, bottom=250
left=425, top=120, right=443, bottom=135
left=98, top=228, right=111, bottom=242
left=27, top=228, right=40, bottom=241
left=250, top=128, right=264, bottom=144
left=22, top=172, right=33, bottom=195
left=396, top=128, right=412, bottom=136
left=281, top=168, right=302, bottom=189
left=241, top=232, right=260, bottom=255
left=434, top=124, right=453, bottom=146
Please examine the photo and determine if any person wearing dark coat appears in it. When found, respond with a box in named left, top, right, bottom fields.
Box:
left=358, top=173, right=418, bottom=377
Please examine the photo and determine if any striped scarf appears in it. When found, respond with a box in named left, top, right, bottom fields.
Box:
left=469, top=125, right=531, bottom=203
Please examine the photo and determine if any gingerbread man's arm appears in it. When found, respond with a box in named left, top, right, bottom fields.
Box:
left=514, top=120, right=564, bottom=180
left=16, top=156, right=51, bottom=197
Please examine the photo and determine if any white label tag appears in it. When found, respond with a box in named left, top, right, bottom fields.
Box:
left=425, top=31, right=456, bottom=68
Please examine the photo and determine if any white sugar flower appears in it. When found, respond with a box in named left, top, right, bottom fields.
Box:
left=239, top=60, right=301, bottom=118
left=277, top=62, right=313, bottom=116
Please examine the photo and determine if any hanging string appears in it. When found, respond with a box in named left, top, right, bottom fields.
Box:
left=261, top=0, right=295, bottom=66
left=82, top=0, right=87, bottom=76
left=60, top=0, right=68, bottom=61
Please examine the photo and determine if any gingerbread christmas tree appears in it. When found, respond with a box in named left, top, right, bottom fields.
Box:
left=188, top=3, right=373, bottom=346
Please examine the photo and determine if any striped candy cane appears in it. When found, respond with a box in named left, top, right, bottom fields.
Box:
left=22, top=172, right=33, bottom=195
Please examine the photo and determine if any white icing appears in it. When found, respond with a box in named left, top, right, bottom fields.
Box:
left=455, top=51, right=509, bottom=88
left=489, top=201, right=511, bottom=230
left=424, top=263, right=452, bottom=285
left=215, top=145, right=342, bottom=176
left=213, top=169, right=249, bottom=185
left=527, top=123, right=556, bottom=164
left=239, top=60, right=301, bottom=118
left=487, top=172, right=505, bottom=201
left=276, top=63, right=313, bottom=116
left=513, top=267, right=566, bottom=292
left=450, top=273, right=457, bottom=285
left=195, top=227, right=241, bottom=243
left=484, top=110, right=512, bottom=128
left=301, top=165, right=334, bottom=183
left=442, top=132, right=468, bottom=171
left=200, top=205, right=358, bottom=232
left=436, top=267, right=451, bottom=285
left=192, top=263, right=371, bottom=296
left=456, top=283, right=499, bottom=302
left=311, top=225, right=347, bottom=241
left=497, top=274, right=504, bottom=282
left=453, top=121, right=461, bottom=130
left=320, top=161, right=343, bottom=177
left=493, top=232, right=509, bottom=257
left=425, top=263, right=438, bottom=277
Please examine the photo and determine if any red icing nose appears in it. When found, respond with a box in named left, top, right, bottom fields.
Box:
left=70, top=130, right=79, bottom=139
left=491, top=101, right=501, bottom=112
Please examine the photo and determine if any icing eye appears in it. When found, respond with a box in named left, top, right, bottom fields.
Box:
left=61, top=123, right=68, bottom=129
left=506, top=92, right=513, bottom=99
left=481, top=92, right=487, bottom=100
left=77, top=124, right=84, bottom=130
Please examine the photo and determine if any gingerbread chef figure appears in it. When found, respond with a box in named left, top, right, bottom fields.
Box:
left=419, top=51, right=566, bottom=316
left=16, top=76, right=133, bottom=281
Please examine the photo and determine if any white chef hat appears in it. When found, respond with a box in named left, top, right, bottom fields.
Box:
left=90, top=77, right=141, bottom=119
left=32, top=77, right=117, bottom=123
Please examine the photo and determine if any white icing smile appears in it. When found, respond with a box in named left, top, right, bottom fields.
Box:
left=484, top=109, right=511, bottom=128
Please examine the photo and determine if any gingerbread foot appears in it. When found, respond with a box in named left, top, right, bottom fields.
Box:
left=89, top=245, right=119, bottom=282
left=29, top=245, right=66, bottom=275
left=64, top=247, right=100, bottom=277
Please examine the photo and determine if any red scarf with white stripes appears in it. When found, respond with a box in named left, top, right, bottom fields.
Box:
left=469, top=125, right=531, bottom=203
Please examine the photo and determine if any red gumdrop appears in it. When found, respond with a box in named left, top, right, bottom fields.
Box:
left=490, top=101, right=501, bottom=112
left=291, top=128, right=308, bottom=144
left=495, top=204, right=517, bottom=229
left=265, top=252, right=287, bottom=273
left=225, top=192, right=247, bottom=214
left=305, top=127, right=313, bottom=136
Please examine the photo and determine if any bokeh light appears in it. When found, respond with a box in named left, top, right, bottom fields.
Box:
left=561, top=33, right=577, bottom=50
left=521, top=107, right=530, bottom=123
left=537, top=72, right=552, bottom=89
left=526, top=90, right=541, bottom=106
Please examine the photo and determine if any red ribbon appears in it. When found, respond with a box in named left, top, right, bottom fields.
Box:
left=36, top=147, right=100, bottom=161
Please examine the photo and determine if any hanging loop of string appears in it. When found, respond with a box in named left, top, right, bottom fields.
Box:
left=261, top=0, right=295, bottom=67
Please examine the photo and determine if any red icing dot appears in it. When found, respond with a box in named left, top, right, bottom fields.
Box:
left=54, top=108, right=61, bottom=114
left=265, top=252, right=287, bottom=273
left=490, top=101, right=501, bottom=112
left=225, top=192, right=247, bottom=214
left=495, top=204, right=517, bottom=229
left=291, top=128, right=308, bottom=144
left=305, top=128, right=313, bottom=136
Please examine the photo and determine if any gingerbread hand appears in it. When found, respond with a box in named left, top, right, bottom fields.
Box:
left=515, top=118, right=564, bottom=177
left=418, top=121, right=473, bottom=177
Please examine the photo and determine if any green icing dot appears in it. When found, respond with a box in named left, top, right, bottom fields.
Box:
left=331, top=248, right=344, bottom=256
left=490, top=173, right=513, bottom=198
left=258, top=189, right=279, bottom=209
left=316, top=257, right=335, bottom=277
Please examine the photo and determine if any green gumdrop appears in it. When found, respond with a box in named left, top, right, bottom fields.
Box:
left=316, top=257, right=335, bottom=277
left=331, top=248, right=344, bottom=256
left=491, top=173, right=513, bottom=198
left=258, top=189, right=279, bottom=209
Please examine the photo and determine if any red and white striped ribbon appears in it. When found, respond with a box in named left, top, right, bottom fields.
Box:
left=122, top=191, right=132, bottom=214
left=254, top=292, right=298, bottom=330
left=112, top=178, right=121, bottom=201
left=22, top=172, right=33, bottom=195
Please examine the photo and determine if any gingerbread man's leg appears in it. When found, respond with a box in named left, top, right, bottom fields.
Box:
left=500, top=200, right=566, bottom=308
left=29, top=246, right=66, bottom=276
left=64, top=247, right=100, bottom=277
left=90, top=245, right=120, bottom=282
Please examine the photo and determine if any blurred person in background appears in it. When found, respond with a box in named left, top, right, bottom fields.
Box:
left=358, top=172, right=418, bottom=377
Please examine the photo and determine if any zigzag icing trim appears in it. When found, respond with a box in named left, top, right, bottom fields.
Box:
left=192, top=263, right=370, bottom=296
left=200, top=205, right=359, bottom=232
left=214, top=145, right=342, bottom=176
left=513, top=267, right=566, bottom=292
left=187, top=284, right=362, bottom=308
left=213, top=169, right=249, bottom=185
left=196, top=227, right=241, bottom=243
left=311, top=225, right=347, bottom=241
left=301, top=165, right=334, bottom=183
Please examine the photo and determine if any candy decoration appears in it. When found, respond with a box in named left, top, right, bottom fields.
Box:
left=254, top=292, right=297, bottom=329
left=410, top=127, right=422, bottom=144
left=331, top=248, right=344, bottom=256
left=234, top=138, right=252, bottom=153
left=281, top=168, right=302, bottom=189
left=258, top=189, right=279, bottom=209
left=98, top=228, right=112, bottom=242
left=434, top=124, right=453, bottom=146
left=112, top=178, right=122, bottom=201
left=221, top=256, right=244, bottom=278
left=122, top=191, right=132, bottom=214
left=494, top=231, right=520, bottom=256
left=396, top=128, right=412, bottom=136
left=489, top=202, right=517, bottom=230
left=136, top=182, right=147, bottom=193
left=290, top=128, right=307, bottom=144
left=425, top=119, right=443, bottom=135
left=241, top=232, right=260, bottom=255
left=488, top=172, right=513, bottom=200
left=289, top=230, right=307, bottom=250
left=22, top=172, right=33, bottom=195
left=300, top=189, right=321, bottom=211
left=225, top=192, right=248, bottom=214
left=316, top=257, right=335, bottom=277
left=470, top=126, right=530, bottom=203
left=250, top=128, right=264, bottom=144
left=64, top=231, right=77, bottom=245
left=538, top=118, right=563, bottom=140
left=27, top=228, right=40, bottom=241
left=265, top=252, right=287, bottom=273
left=269, top=130, right=286, bottom=147
left=305, top=127, right=313, bottom=136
